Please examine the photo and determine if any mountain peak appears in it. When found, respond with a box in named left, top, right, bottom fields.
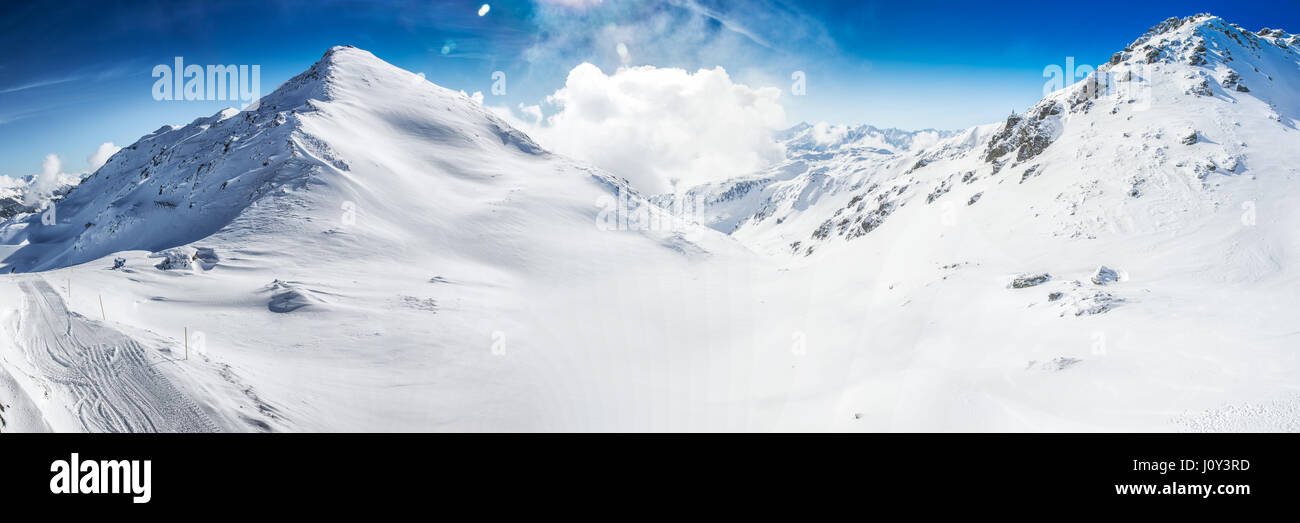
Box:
left=1108, top=13, right=1298, bottom=71
left=0, top=45, right=545, bottom=271
left=254, top=45, right=421, bottom=111
left=314, top=45, right=385, bottom=71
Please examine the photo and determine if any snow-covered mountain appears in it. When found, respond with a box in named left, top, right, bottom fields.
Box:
left=0, top=174, right=78, bottom=220
left=0, top=46, right=745, bottom=432
left=777, top=122, right=954, bottom=156
left=650, top=123, right=955, bottom=235
left=2, top=14, right=1299, bottom=432
left=669, top=14, right=1300, bottom=261
left=649, top=13, right=1300, bottom=430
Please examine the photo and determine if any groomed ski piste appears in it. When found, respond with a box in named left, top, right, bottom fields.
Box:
left=2, top=14, right=1299, bottom=432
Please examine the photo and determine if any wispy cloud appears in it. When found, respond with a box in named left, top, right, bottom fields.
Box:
left=0, top=76, right=80, bottom=95
left=668, top=0, right=777, bottom=50
left=0, top=104, right=53, bottom=126
left=522, top=0, right=836, bottom=74
left=0, top=62, right=135, bottom=95
left=670, top=0, right=836, bottom=52
left=534, top=0, right=607, bottom=7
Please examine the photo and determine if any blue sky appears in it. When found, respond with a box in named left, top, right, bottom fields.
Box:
left=1, top=0, right=1297, bottom=176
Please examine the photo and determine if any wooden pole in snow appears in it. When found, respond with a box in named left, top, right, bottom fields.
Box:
left=185, top=327, right=189, bottom=360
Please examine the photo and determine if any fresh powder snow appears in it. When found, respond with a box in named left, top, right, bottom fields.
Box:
left=2, top=14, right=1299, bottom=432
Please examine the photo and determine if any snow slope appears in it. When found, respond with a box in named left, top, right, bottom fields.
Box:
left=688, top=15, right=1300, bottom=261
left=0, top=46, right=751, bottom=431
left=4, top=279, right=221, bottom=432
left=3, top=14, right=1300, bottom=432
left=657, top=14, right=1300, bottom=430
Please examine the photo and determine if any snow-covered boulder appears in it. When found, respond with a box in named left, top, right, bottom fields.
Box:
left=264, top=280, right=324, bottom=313
left=1070, top=291, right=1123, bottom=316
left=1009, top=273, right=1051, bottom=289
left=1091, top=265, right=1120, bottom=285
left=1027, top=357, right=1082, bottom=372
left=193, top=247, right=220, bottom=270
left=150, top=247, right=198, bottom=271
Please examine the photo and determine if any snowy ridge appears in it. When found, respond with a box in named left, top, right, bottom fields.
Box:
left=0, top=46, right=558, bottom=272
left=2, top=15, right=1300, bottom=432
left=650, top=123, right=962, bottom=237
left=0, top=46, right=741, bottom=432
left=644, top=13, right=1300, bottom=431
left=778, top=122, right=955, bottom=156
left=669, top=14, right=1300, bottom=260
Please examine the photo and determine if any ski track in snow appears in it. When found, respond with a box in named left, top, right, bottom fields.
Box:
left=16, top=279, right=218, bottom=433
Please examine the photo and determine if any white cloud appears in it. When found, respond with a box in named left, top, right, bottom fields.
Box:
left=495, top=63, right=786, bottom=194
left=24, top=154, right=62, bottom=206
left=459, top=90, right=485, bottom=105
left=517, top=104, right=543, bottom=125
left=16, top=141, right=111, bottom=206
left=0, top=174, right=20, bottom=191
left=87, top=142, right=121, bottom=171
left=809, top=122, right=848, bottom=144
